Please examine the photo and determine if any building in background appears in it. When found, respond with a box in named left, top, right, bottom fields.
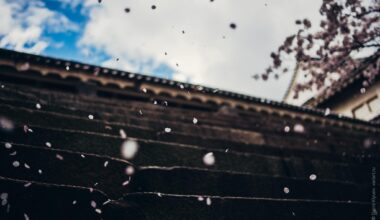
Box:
left=284, top=60, right=380, bottom=123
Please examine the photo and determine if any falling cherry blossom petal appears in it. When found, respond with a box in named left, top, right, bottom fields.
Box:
left=56, top=154, right=64, bottom=161
left=206, top=197, right=212, bottom=206
left=125, top=166, right=135, bottom=175
left=203, top=152, right=215, bottom=166
left=121, top=139, right=139, bottom=159
left=283, top=187, right=290, bottom=194
left=193, top=117, right=198, bottom=124
left=119, top=129, right=127, bottom=139
left=293, top=124, right=305, bottom=133
left=4, top=142, right=12, bottom=149
left=12, top=161, right=20, bottom=167
left=309, top=174, right=317, bottom=181
left=91, top=201, right=97, bottom=208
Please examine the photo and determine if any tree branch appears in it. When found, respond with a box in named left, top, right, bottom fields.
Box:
left=356, top=9, right=380, bottom=18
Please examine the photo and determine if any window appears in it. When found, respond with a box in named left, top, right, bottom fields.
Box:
left=352, top=95, right=380, bottom=120
left=368, top=96, right=380, bottom=113
left=352, top=104, right=370, bottom=120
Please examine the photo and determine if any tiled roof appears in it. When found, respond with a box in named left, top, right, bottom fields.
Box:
left=0, top=48, right=378, bottom=129
left=0, top=48, right=379, bottom=219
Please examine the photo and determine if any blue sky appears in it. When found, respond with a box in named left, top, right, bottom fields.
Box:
left=0, top=0, right=322, bottom=101
left=15, top=1, right=119, bottom=68
left=43, top=1, right=90, bottom=61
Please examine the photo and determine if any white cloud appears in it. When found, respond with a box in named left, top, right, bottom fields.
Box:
left=0, top=1, right=14, bottom=35
left=102, top=58, right=138, bottom=73
left=79, top=0, right=323, bottom=100
left=0, top=27, right=48, bottom=53
left=0, top=0, right=78, bottom=54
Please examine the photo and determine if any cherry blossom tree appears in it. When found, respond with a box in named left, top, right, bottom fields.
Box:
left=259, top=0, right=380, bottom=99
